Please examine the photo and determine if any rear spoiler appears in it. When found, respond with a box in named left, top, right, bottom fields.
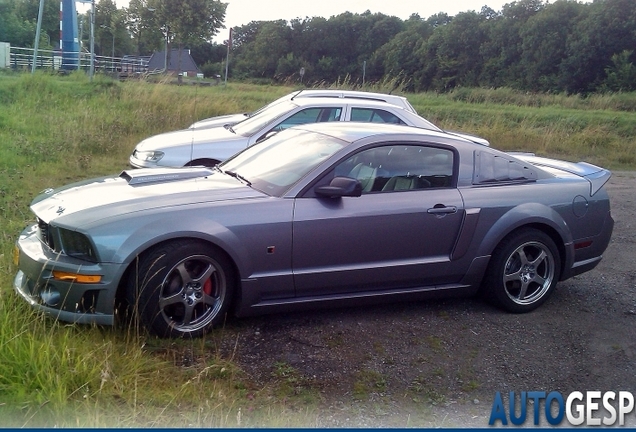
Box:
left=511, top=153, right=611, bottom=196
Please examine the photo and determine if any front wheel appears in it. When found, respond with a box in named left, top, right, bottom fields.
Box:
left=130, top=240, right=235, bottom=338
left=483, top=229, right=561, bottom=313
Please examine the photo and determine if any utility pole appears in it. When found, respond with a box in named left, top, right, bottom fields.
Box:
left=77, top=0, right=94, bottom=74
left=224, top=28, right=232, bottom=85
left=31, top=0, right=45, bottom=73
left=78, top=16, right=83, bottom=69
left=90, top=0, right=95, bottom=79
left=363, top=60, right=366, bottom=86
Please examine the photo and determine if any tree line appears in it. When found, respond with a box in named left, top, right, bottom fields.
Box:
left=2, top=0, right=636, bottom=94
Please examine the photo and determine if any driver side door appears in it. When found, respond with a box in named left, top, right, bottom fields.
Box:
left=291, top=143, right=465, bottom=297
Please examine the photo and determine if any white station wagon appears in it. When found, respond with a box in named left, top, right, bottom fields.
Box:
left=188, top=89, right=419, bottom=130
left=130, top=97, right=489, bottom=168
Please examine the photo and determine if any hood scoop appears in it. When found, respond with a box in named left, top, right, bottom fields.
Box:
left=120, top=167, right=215, bottom=185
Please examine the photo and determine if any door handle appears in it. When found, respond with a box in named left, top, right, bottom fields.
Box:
left=427, top=205, right=457, bottom=215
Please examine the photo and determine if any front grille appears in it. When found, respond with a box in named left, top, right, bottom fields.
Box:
left=37, top=218, right=59, bottom=252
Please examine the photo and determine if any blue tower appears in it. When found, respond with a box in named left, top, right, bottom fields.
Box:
left=60, top=0, right=80, bottom=69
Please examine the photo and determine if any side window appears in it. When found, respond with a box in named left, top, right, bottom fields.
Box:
left=275, top=107, right=342, bottom=131
left=350, top=108, right=406, bottom=125
left=334, top=145, right=454, bottom=193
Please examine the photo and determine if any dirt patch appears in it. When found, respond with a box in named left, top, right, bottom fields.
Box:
left=212, top=171, right=636, bottom=427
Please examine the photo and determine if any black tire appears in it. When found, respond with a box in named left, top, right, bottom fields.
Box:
left=483, top=228, right=561, bottom=313
left=129, top=240, right=235, bottom=338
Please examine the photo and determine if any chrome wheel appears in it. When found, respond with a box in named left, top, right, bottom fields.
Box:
left=132, top=240, right=234, bottom=338
left=159, top=254, right=227, bottom=333
left=502, top=241, right=555, bottom=305
left=484, top=228, right=561, bottom=313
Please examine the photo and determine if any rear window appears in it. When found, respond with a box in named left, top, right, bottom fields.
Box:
left=350, top=108, right=406, bottom=125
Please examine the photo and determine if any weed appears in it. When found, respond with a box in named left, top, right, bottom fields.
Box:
left=436, top=310, right=450, bottom=320
left=323, top=332, right=345, bottom=349
left=408, top=376, right=446, bottom=405
left=352, top=369, right=387, bottom=399
left=372, top=341, right=386, bottom=355
left=272, top=361, right=299, bottom=384
left=461, top=380, right=481, bottom=392
left=268, top=362, right=320, bottom=407
left=425, top=335, right=443, bottom=352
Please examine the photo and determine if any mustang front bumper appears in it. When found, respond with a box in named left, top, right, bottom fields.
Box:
left=13, top=223, right=121, bottom=326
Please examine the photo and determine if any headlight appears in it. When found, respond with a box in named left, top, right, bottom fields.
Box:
left=133, top=150, right=164, bottom=162
left=58, top=228, right=98, bottom=262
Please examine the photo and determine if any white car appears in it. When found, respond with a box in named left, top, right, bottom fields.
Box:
left=130, top=97, right=489, bottom=168
left=189, top=89, right=419, bottom=130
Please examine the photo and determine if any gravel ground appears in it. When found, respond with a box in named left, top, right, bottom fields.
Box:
left=212, top=171, right=636, bottom=427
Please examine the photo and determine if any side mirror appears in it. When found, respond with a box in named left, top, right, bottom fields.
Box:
left=315, top=176, right=362, bottom=198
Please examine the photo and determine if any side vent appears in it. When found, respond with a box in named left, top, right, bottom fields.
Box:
left=473, top=151, right=538, bottom=185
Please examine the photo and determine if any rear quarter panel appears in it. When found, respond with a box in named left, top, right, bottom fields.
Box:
left=457, top=177, right=604, bottom=276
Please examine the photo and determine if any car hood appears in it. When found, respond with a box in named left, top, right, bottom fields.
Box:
left=190, top=113, right=248, bottom=130
left=135, top=126, right=245, bottom=151
left=31, top=167, right=264, bottom=226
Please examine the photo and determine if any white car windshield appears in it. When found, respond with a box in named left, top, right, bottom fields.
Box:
left=220, top=128, right=346, bottom=196
left=231, top=101, right=299, bottom=137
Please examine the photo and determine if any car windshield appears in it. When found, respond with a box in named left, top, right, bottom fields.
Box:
left=220, top=129, right=347, bottom=196
left=248, top=91, right=299, bottom=117
left=231, top=101, right=298, bottom=137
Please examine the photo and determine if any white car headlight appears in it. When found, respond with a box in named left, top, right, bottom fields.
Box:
left=134, top=150, right=165, bottom=162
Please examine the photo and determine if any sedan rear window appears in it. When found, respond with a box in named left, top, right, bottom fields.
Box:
left=350, top=108, right=406, bottom=125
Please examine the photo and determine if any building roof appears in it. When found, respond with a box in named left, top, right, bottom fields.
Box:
left=147, top=48, right=200, bottom=73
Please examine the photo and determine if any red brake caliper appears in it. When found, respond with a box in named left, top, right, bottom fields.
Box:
left=203, top=278, right=213, bottom=296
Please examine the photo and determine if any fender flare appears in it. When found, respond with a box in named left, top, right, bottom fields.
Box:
left=107, top=214, right=253, bottom=279
left=475, top=202, right=574, bottom=272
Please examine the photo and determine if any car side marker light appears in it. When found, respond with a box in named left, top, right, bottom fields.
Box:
left=574, top=241, right=593, bottom=250
left=52, top=271, right=102, bottom=284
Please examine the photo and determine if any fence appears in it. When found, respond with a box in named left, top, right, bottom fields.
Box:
left=4, top=45, right=151, bottom=76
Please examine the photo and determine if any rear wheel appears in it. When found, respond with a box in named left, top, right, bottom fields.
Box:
left=484, top=228, right=561, bottom=313
left=130, top=240, right=234, bottom=338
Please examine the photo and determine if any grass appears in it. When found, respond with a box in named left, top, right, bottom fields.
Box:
left=409, top=93, right=636, bottom=169
left=0, top=70, right=635, bottom=426
left=353, top=369, right=387, bottom=400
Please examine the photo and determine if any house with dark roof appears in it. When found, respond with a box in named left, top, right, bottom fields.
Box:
left=147, top=48, right=200, bottom=76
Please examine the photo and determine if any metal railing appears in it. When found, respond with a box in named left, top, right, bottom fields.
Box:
left=6, top=45, right=151, bottom=76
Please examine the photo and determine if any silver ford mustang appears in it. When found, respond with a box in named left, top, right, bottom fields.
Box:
left=14, top=122, right=614, bottom=338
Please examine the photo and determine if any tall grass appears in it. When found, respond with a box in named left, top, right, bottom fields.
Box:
left=408, top=91, right=636, bottom=169
left=0, top=70, right=635, bottom=426
left=438, top=86, right=636, bottom=112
